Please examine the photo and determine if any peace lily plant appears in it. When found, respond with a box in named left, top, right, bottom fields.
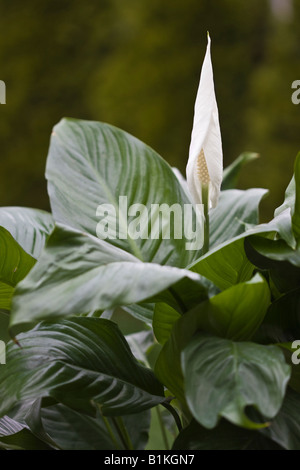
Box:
left=0, top=35, right=300, bottom=450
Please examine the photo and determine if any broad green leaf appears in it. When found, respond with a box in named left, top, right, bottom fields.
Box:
left=0, top=317, right=165, bottom=418
left=0, top=207, right=54, bottom=258
left=209, top=188, right=268, bottom=248
left=181, top=334, right=290, bottom=429
left=197, top=273, right=270, bottom=341
left=0, top=227, right=35, bottom=286
left=259, top=388, right=300, bottom=450
left=222, top=152, right=259, bottom=190
left=172, top=419, right=283, bottom=450
left=155, top=275, right=270, bottom=402
left=46, top=118, right=201, bottom=267
left=10, top=224, right=203, bottom=335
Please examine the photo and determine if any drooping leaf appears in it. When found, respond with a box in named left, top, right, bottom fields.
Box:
left=46, top=118, right=202, bottom=267
left=0, top=207, right=54, bottom=258
left=181, top=334, right=290, bottom=429
left=0, top=317, right=165, bottom=418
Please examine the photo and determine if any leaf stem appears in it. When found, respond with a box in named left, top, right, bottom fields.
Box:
left=100, top=411, right=121, bottom=449
left=162, top=402, right=183, bottom=433
left=112, top=417, right=134, bottom=450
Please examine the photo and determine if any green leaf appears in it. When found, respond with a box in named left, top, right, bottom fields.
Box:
left=209, top=188, right=268, bottom=248
left=172, top=419, right=283, bottom=450
left=10, top=224, right=202, bottom=335
left=245, top=236, right=300, bottom=293
left=122, top=303, right=155, bottom=325
left=0, top=227, right=35, bottom=287
left=222, top=152, right=259, bottom=190
left=0, top=207, right=54, bottom=258
left=0, top=415, right=52, bottom=450
left=155, top=275, right=270, bottom=403
left=0, top=415, right=24, bottom=435
left=189, top=236, right=254, bottom=291
left=259, top=388, right=300, bottom=450
left=0, top=282, right=14, bottom=310
left=275, top=152, right=300, bottom=242
left=187, top=207, right=295, bottom=292
left=246, top=236, right=300, bottom=266
left=0, top=317, right=165, bottom=418
left=255, top=288, right=300, bottom=344
left=153, top=303, right=181, bottom=345
left=181, top=334, right=290, bottom=429
left=46, top=118, right=201, bottom=267
left=125, top=330, right=155, bottom=365
left=38, top=403, right=150, bottom=450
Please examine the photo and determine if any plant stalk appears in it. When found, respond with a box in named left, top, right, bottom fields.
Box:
left=201, top=184, right=210, bottom=254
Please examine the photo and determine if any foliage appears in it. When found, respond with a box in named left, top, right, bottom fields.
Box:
left=0, top=119, right=300, bottom=449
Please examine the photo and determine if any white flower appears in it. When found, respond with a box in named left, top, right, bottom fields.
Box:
left=186, top=34, right=223, bottom=209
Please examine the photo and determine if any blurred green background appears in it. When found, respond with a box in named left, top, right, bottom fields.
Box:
left=0, top=0, right=299, bottom=220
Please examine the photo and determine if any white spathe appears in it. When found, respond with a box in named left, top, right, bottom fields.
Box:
left=186, top=35, right=223, bottom=209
